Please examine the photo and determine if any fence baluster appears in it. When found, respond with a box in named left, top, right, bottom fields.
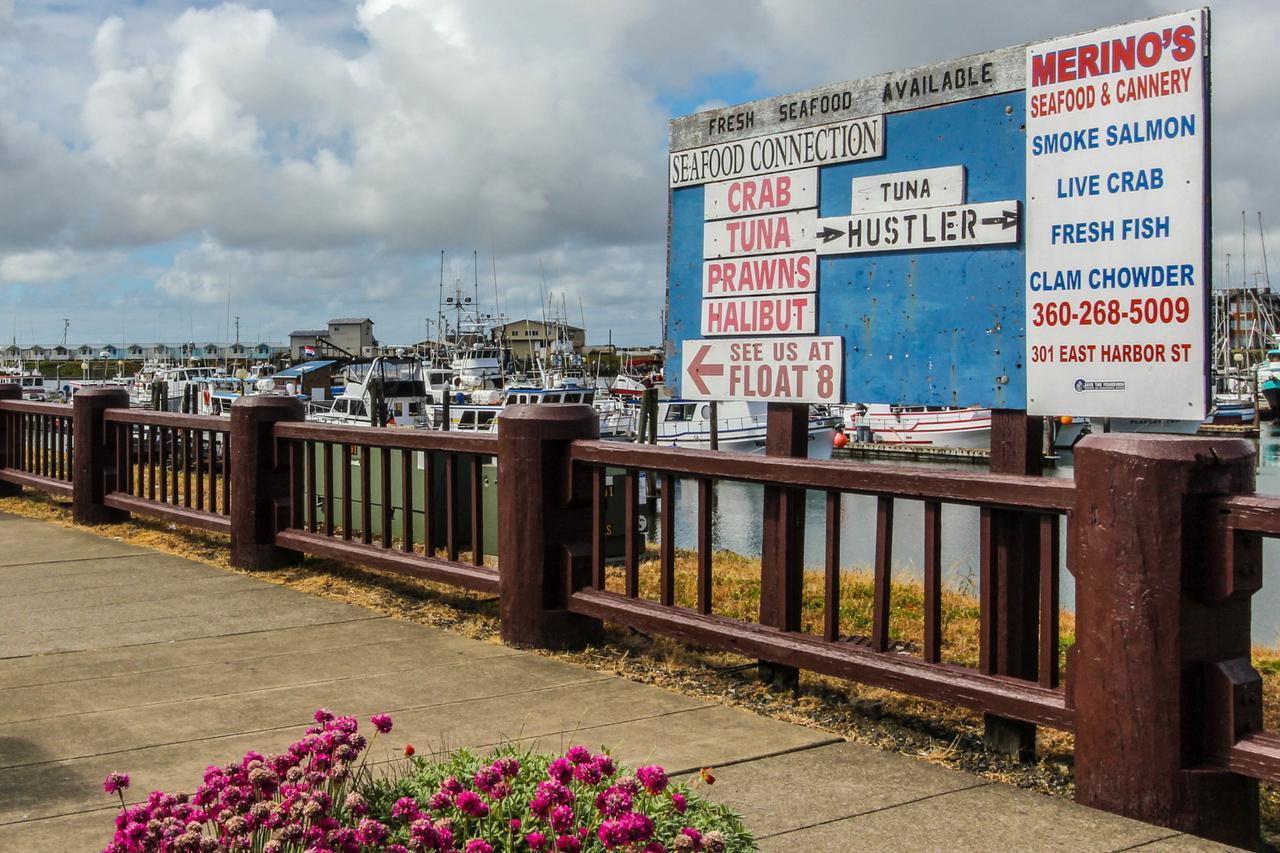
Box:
left=322, top=442, right=334, bottom=536
left=660, top=473, right=675, bottom=606
left=289, top=440, right=303, bottom=531
left=979, top=507, right=996, bottom=675
left=169, top=428, right=179, bottom=503
left=161, top=422, right=171, bottom=499
left=401, top=448, right=414, bottom=554
left=304, top=440, right=316, bottom=533
left=182, top=428, right=191, bottom=507
left=421, top=450, right=434, bottom=556
left=195, top=429, right=205, bottom=509
left=345, top=440, right=355, bottom=540
left=872, top=496, right=894, bottom=652
left=446, top=453, right=458, bottom=560
left=625, top=470, right=639, bottom=598
left=697, top=478, right=712, bottom=615
left=380, top=446, right=392, bottom=548
left=592, top=466, right=606, bottom=590
left=470, top=454, right=483, bottom=565
left=924, top=500, right=943, bottom=663
left=220, top=432, right=230, bottom=515
left=824, top=491, right=841, bottom=642
left=1038, top=513, right=1060, bottom=688
left=360, top=445, right=372, bottom=545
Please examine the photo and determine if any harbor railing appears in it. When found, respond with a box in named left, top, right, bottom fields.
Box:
left=0, top=385, right=1271, bottom=848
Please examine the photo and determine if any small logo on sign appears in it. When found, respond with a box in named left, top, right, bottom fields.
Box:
left=1074, top=379, right=1125, bottom=392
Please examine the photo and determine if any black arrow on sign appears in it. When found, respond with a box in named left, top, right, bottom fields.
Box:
left=818, top=226, right=844, bottom=243
left=981, top=209, right=1019, bottom=230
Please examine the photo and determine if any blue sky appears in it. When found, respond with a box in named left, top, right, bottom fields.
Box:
left=0, top=1, right=1275, bottom=349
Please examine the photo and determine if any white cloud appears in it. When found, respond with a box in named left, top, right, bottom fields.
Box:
left=0, top=0, right=1277, bottom=345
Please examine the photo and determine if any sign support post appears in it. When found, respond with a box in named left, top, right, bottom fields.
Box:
left=758, top=403, right=808, bottom=689
left=983, top=409, right=1045, bottom=759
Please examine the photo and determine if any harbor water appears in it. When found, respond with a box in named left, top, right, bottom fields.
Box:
left=660, top=427, right=1280, bottom=647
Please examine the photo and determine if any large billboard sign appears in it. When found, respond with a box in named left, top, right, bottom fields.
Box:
left=667, top=10, right=1209, bottom=418
left=1024, top=10, right=1208, bottom=419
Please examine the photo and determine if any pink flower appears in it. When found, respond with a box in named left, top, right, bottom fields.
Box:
left=509, top=819, right=522, bottom=832
left=370, top=713, right=393, bottom=734
left=493, top=757, right=520, bottom=778
left=408, top=818, right=438, bottom=850
left=454, top=790, right=489, bottom=818
left=595, top=786, right=632, bottom=818
left=555, top=835, right=581, bottom=852
left=524, top=832, right=548, bottom=851
left=636, top=766, right=668, bottom=795
left=598, top=820, right=630, bottom=848
left=547, top=758, right=573, bottom=784
left=550, top=804, right=575, bottom=833
left=357, top=818, right=390, bottom=845
left=670, top=793, right=688, bottom=814
left=592, top=754, right=616, bottom=778
left=313, top=708, right=335, bottom=724
left=472, top=766, right=501, bottom=794
left=572, top=763, right=601, bottom=786
left=465, top=841, right=493, bottom=853
left=565, top=746, right=592, bottom=765
left=392, top=796, right=422, bottom=821
left=102, top=772, right=130, bottom=795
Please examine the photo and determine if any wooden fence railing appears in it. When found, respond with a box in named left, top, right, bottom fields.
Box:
left=0, top=385, right=1270, bottom=847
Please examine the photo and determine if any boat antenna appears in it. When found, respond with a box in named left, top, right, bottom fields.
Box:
left=1260, top=211, right=1272, bottom=290
left=437, top=250, right=445, bottom=351
left=491, top=255, right=501, bottom=321
left=473, top=249, right=480, bottom=315
left=1243, top=210, right=1249, bottom=289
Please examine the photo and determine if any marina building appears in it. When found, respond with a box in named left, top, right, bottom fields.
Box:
left=499, top=319, right=585, bottom=360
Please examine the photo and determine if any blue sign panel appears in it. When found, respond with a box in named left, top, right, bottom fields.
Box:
left=668, top=91, right=1028, bottom=408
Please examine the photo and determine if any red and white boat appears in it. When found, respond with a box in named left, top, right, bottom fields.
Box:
left=841, top=403, right=992, bottom=448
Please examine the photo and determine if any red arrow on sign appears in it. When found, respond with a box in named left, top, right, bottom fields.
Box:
left=687, top=344, right=724, bottom=395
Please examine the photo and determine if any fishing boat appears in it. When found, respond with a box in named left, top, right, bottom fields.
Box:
left=0, top=365, right=50, bottom=401
left=840, top=404, right=992, bottom=448
left=128, top=362, right=220, bottom=411
left=641, top=399, right=839, bottom=459
left=310, top=357, right=437, bottom=428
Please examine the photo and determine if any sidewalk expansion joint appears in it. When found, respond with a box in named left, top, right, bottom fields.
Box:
left=754, top=779, right=993, bottom=841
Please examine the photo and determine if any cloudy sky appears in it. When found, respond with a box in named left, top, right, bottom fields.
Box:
left=0, top=0, right=1273, bottom=348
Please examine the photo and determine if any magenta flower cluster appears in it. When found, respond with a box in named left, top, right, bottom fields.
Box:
left=100, top=710, right=396, bottom=853
left=99, top=711, right=745, bottom=852
left=381, top=745, right=727, bottom=853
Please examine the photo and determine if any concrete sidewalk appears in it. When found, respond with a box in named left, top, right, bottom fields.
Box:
left=0, top=512, right=1230, bottom=851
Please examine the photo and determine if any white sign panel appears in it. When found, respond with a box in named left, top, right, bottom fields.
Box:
left=704, top=169, right=817, bottom=220
left=705, top=210, right=818, bottom=259
left=682, top=336, right=843, bottom=403
left=1024, top=9, right=1208, bottom=419
left=852, top=166, right=966, bottom=213
left=703, top=252, right=816, bottom=298
left=670, top=117, right=883, bottom=188
left=815, top=200, right=1019, bottom=255
left=701, top=293, right=817, bottom=336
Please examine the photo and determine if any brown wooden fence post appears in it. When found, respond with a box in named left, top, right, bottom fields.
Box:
left=983, top=409, right=1043, bottom=759
left=0, top=384, right=21, bottom=496
left=498, top=403, right=601, bottom=649
left=71, top=387, right=130, bottom=524
left=758, top=402, right=808, bottom=688
left=230, top=395, right=305, bottom=570
left=1072, top=433, right=1259, bottom=848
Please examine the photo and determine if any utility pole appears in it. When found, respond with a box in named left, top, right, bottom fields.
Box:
left=62, top=319, right=70, bottom=349
left=234, top=316, right=240, bottom=345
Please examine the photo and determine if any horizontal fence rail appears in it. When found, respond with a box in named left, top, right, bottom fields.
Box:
left=567, top=438, right=1072, bottom=729
left=0, top=400, right=74, bottom=496
left=272, top=421, right=500, bottom=594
